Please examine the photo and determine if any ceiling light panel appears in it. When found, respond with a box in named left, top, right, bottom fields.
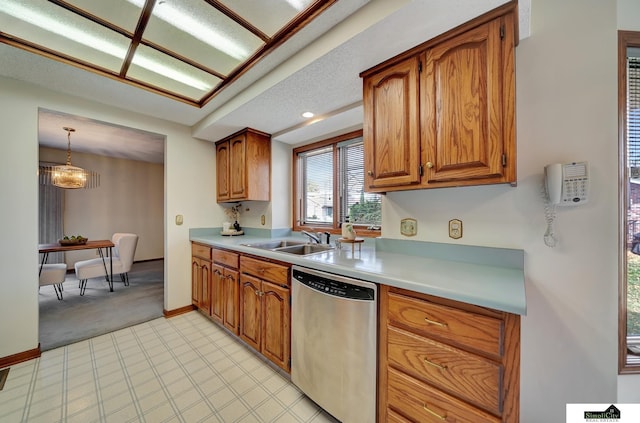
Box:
left=143, top=0, right=263, bottom=75
left=127, top=44, right=221, bottom=101
left=62, top=0, right=143, bottom=32
left=0, top=0, right=337, bottom=105
left=0, top=0, right=129, bottom=73
left=219, top=0, right=316, bottom=36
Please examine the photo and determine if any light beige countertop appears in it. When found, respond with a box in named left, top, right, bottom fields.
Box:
left=190, top=230, right=526, bottom=315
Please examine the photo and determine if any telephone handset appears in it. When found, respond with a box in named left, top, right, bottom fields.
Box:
left=544, top=162, right=589, bottom=206
left=542, top=161, right=589, bottom=247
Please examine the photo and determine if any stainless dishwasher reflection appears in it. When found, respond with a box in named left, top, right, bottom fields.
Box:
left=291, top=266, right=377, bottom=423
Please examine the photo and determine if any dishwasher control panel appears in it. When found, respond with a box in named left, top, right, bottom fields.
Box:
left=293, top=268, right=375, bottom=301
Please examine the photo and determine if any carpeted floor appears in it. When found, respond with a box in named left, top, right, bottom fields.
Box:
left=38, top=259, right=164, bottom=351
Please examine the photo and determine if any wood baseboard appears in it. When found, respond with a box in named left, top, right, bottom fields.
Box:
left=0, top=344, right=41, bottom=369
left=163, top=304, right=196, bottom=318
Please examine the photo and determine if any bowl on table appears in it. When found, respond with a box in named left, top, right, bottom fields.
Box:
left=58, top=237, right=88, bottom=246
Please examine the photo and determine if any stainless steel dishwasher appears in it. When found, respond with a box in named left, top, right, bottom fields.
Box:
left=291, top=266, right=377, bottom=423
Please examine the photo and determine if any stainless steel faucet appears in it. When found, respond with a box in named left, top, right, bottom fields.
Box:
left=301, top=230, right=321, bottom=243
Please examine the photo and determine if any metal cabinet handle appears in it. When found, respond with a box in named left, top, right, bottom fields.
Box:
left=423, top=403, right=446, bottom=420
left=426, top=162, right=434, bottom=168
left=423, top=357, right=447, bottom=370
left=367, top=170, right=373, bottom=176
left=423, top=316, right=447, bottom=327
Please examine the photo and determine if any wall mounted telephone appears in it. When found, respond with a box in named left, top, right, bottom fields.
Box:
left=544, top=162, right=589, bottom=206
left=542, top=161, right=589, bottom=247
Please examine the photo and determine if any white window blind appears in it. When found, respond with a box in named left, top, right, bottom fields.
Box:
left=629, top=56, right=640, bottom=168
left=299, top=146, right=334, bottom=225
left=339, top=139, right=381, bottom=226
left=296, top=134, right=381, bottom=230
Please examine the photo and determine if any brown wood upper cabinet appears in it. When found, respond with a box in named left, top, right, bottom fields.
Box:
left=361, top=5, right=517, bottom=192
left=215, top=128, right=271, bottom=202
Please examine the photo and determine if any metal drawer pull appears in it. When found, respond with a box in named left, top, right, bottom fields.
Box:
left=423, top=357, right=447, bottom=370
left=423, top=316, right=448, bottom=327
left=423, top=403, right=446, bottom=420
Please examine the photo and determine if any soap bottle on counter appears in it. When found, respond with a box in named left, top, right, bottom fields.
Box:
left=341, top=216, right=356, bottom=240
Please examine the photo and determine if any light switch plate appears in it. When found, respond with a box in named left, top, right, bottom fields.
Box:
left=400, top=218, right=417, bottom=236
left=449, top=219, right=462, bottom=239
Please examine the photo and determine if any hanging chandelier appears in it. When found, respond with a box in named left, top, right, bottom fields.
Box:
left=39, top=127, right=100, bottom=189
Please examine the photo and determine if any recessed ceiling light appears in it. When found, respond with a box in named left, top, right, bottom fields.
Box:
left=302, top=112, right=314, bottom=118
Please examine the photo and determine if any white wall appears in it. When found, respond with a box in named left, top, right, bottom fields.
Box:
left=0, top=76, right=220, bottom=359
left=230, top=139, right=292, bottom=231
left=0, top=78, right=39, bottom=358
left=382, top=0, right=619, bottom=421
left=39, top=147, right=164, bottom=264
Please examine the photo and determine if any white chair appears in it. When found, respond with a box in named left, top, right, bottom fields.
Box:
left=39, top=263, right=67, bottom=300
left=75, top=233, right=138, bottom=295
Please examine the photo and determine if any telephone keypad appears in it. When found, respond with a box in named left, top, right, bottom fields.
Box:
left=563, top=177, right=588, bottom=204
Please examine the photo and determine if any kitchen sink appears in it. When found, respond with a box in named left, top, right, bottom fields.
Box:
left=242, top=240, right=307, bottom=250
left=276, top=244, right=334, bottom=255
left=242, top=239, right=334, bottom=256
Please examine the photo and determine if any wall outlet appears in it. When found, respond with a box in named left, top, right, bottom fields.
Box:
left=449, top=219, right=462, bottom=239
left=400, top=218, right=417, bottom=236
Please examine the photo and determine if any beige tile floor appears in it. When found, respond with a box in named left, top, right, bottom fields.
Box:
left=0, top=311, right=339, bottom=423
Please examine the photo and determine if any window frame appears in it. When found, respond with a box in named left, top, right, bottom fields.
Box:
left=292, top=129, right=381, bottom=237
left=619, top=30, right=640, bottom=374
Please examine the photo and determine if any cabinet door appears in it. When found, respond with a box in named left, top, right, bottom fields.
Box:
left=363, top=56, right=422, bottom=191
left=239, top=273, right=261, bottom=351
left=422, top=17, right=509, bottom=184
left=191, top=257, right=200, bottom=306
left=216, top=141, right=230, bottom=201
left=261, top=281, right=290, bottom=372
left=199, top=260, right=211, bottom=315
left=211, top=263, right=224, bottom=324
left=223, top=268, right=240, bottom=335
left=229, top=135, right=247, bottom=200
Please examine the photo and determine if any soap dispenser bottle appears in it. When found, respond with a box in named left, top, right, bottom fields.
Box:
left=341, top=216, right=355, bottom=240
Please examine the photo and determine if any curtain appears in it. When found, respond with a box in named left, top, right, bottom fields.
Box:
left=39, top=168, right=64, bottom=264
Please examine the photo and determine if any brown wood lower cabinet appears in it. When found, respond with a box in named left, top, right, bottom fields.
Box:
left=210, top=248, right=240, bottom=334
left=379, top=285, right=520, bottom=423
left=191, top=244, right=291, bottom=373
left=191, top=243, right=211, bottom=314
left=239, top=256, right=291, bottom=373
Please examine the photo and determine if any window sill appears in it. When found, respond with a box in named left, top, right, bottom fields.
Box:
left=293, top=225, right=381, bottom=239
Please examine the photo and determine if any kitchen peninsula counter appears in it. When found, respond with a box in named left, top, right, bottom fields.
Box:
left=190, top=232, right=526, bottom=315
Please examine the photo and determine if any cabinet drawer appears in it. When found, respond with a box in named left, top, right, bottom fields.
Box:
left=191, top=243, right=211, bottom=260
left=387, top=409, right=412, bottom=423
left=388, top=326, right=502, bottom=414
left=240, top=256, right=289, bottom=286
left=387, top=367, right=500, bottom=423
left=212, top=248, right=238, bottom=269
left=388, top=292, right=503, bottom=356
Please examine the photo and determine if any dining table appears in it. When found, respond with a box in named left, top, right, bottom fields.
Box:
left=38, top=239, right=115, bottom=291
